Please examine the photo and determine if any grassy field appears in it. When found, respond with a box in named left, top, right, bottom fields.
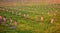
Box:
left=0, top=4, right=60, bottom=33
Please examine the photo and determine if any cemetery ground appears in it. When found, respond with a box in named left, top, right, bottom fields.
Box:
left=0, top=4, right=60, bottom=33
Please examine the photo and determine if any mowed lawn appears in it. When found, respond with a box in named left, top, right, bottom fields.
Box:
left=0, top=4, right=60, bottom=33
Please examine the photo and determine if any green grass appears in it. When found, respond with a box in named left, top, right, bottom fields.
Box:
left=0, top=4, right=60, bottom=33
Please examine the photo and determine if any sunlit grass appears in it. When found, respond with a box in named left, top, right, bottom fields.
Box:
left=0, top=4, right=60, bottom=33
